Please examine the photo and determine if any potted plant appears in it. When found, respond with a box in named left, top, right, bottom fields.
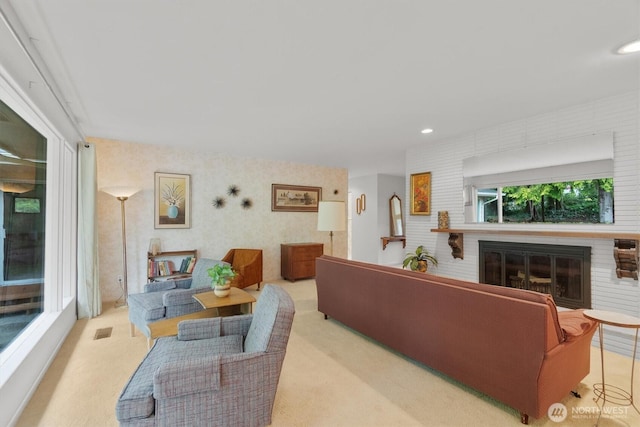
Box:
left=403, top=245, right=438, bottom=272
left=207, top=264, right=235, bottom=297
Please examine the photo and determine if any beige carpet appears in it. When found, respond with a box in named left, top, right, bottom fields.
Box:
left=16, top=279, right=640, bottom=427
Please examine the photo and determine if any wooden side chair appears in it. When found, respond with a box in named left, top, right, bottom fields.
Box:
left=222, top=248, right=263, bottom=290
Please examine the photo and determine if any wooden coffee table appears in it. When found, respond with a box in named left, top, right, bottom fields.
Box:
left=147, top=287, right=256, bottom=342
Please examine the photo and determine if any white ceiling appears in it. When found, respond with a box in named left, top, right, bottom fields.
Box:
left=4, top=0, right=640, bottom=177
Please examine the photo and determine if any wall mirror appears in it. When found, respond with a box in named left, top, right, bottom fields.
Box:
left=389, top=193, right=404, bottom=236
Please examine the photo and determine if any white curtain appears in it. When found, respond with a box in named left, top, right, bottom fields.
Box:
left=77, top=143, right=101, bottom=318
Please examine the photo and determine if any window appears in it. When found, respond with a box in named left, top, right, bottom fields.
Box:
left=0, top=99, right=47, bottom=351
left=463, top=132, right=615, bottom=224
left=475, top=179, right=614, bottom=224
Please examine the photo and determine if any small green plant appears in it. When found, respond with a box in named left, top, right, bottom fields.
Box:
left=207, top=264, right=235, bottom=287
left=402, top=245, right=438, bottom=272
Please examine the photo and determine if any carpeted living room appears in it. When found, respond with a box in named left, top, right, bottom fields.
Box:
left=3, top=2, right=640, bottom=426
left=14, top=278, right=640, bottom=426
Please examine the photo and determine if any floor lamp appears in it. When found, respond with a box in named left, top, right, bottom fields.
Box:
left=317, top=200, right=346, bottom=256
left=102, top=186, right=140, bottom=307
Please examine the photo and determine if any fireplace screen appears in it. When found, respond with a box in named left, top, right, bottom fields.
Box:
left=479, top=241, right=591, bottom=309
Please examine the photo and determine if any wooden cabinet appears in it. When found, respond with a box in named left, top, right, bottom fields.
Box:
left=147, top=249, right=198, bottom=282
left=281, top=243, right=323, bottom=281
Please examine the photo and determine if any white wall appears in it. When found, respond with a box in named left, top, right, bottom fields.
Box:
left=349, top=175, right=379, bottom=263
left=350, top=174, right=405, bottom=265
left=405, top=91, right=640, bottom=357
left=377, top=175, right=406, bottom=266
left=91, top=138, right=348, bottom=299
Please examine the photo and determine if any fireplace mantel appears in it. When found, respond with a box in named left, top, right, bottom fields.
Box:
left=430, top=228, right=640, bottom=240
left=431, top=228, right=640, bottom=280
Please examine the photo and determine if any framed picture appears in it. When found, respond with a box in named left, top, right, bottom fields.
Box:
left=271, top=184, right=322, bottom=212
left=410, top=172, right=431, bottom=215
left=155, top=172, right=191, bottom=228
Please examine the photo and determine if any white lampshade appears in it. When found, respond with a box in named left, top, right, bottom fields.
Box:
left=317, top=201, right=346, bottom=231
left=101, top=186, right=141, bottom=198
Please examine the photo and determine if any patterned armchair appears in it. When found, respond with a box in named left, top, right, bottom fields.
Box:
left=116, top=284, right=295, bottom=427
left=128, top=258, right=227, bottom=343
left=222, top=248, right=263, bottom=290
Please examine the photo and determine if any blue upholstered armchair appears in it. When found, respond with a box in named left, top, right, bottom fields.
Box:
left=116, top=284, right=295, bottom=427
left=128, top=258, right=227, bottom=342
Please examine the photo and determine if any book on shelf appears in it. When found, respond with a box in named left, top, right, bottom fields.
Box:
left=179, top=256, right=195, bottom=273
left=147, top=251, right=197, bottom=281
left=186, top=257, right=197, bottom=273
left=179, top=257, right=188, bottom=273
left=148, top=260, right=176, bottom=278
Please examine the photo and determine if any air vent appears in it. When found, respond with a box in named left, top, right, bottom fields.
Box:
left=94, top=327, right=113, bottom=340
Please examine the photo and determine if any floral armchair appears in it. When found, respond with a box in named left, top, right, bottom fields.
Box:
left=116, top=284, right=295, bottom=427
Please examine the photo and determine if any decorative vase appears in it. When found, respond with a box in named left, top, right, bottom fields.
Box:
left=417, top=260, right=428, bottom=273
left=438, top=211, right=449, bottom=229
left=167, top=205, right=179, bottom=218
left=213, top=282, right=231, bottom=297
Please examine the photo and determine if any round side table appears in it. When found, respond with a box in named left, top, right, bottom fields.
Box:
left=583, top=309, right=640, bottom=420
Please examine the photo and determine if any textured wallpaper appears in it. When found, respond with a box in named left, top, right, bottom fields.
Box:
left=89, top=137, right=347, bottom=301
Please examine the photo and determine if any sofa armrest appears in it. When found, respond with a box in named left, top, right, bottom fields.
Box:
left=162, top=286, right=210, bottom=306
left=154, top=356, right=223, bottom=398
left=557, top=309, right=597, bottom=341
left=144, top=281, right=177, bottom=293
left=144, top=277, right=193, bottom=293
left=172, top=277, right=194, bottom=289
left=177, top=315, right=253, bottom=341
left=153, top=352, right=264, bottom=399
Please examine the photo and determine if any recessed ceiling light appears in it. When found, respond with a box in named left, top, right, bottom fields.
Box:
left=616, top=39, right=640, bottom=54
left=421, top=128, right=434, bottom=134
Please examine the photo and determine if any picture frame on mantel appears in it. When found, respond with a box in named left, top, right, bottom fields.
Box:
left=271, top=184, right=322, bottom=212
left=410, top=171, right=431, bottom=215
left=155, top=172, right=191, bottom=228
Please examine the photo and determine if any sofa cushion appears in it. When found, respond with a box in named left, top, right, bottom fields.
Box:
left=558, top=309, right=596, bottom=341
left=317, top=257, right=565, bottom=344
left=420, top=272, right=565, bottom=345
left=189, top=258, right=227, bottom=289
left=143, top=280, right=177, bottom=293
left=116, top=334, right=243, bottom=422
left=128, top=292, right=166, bottom=322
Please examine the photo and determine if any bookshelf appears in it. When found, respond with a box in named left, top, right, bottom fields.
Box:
left=147, top=249, right=198, bottom=282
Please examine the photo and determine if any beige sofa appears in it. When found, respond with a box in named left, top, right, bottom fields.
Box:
left=315, top=255, right=597, bottom=424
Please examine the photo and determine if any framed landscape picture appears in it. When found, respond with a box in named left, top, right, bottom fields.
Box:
left=410, top=172, right=431, bottom=215
left=155, top=172, right=191, bottom=228
left=271, top=184, right=322, bottom=212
